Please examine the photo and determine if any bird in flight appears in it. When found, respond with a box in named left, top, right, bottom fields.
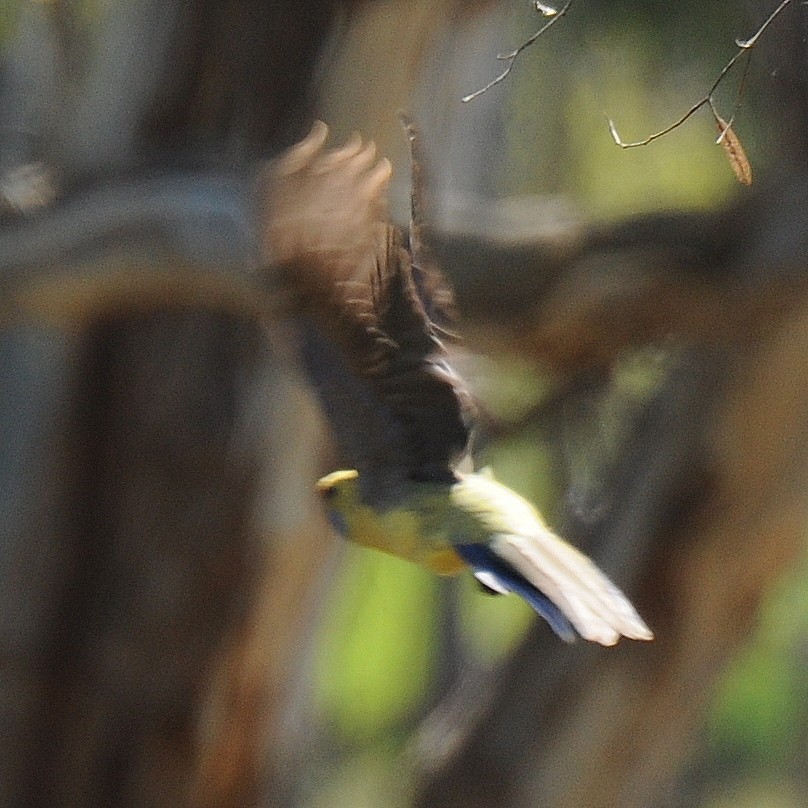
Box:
left=260, top=119, right=652, bottom=646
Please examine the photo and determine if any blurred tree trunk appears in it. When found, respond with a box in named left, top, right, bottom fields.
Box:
left=0, top=1, right=339, bottom=806
left=0, top=1, right=488, bottom=806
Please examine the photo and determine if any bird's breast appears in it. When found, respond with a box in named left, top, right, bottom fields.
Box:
left=422, top=547, right=467, bottom=576
left=346, top=497, right=467, bottom=575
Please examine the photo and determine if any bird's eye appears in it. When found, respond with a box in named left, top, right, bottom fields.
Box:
left=318, top=484, right=338, bottom=501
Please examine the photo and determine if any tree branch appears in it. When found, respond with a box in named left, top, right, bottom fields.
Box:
left=462, top=0, right=575, bottom=103
left=608, top=0, right=794, bottom=150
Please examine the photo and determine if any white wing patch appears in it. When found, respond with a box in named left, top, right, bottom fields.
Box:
left=473, top=570, right=510, bottom=595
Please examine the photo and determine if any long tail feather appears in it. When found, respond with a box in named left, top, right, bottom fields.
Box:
left=490, top=531, right=654, bottom=646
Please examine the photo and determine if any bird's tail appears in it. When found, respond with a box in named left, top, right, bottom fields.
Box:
left=458, top=533, right=653, bottom=646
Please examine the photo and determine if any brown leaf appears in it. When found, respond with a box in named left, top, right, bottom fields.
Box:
left=715, top=114, right=753, bottom=186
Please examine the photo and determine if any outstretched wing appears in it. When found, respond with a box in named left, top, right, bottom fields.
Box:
left=260, top=121, right=473, bottom=506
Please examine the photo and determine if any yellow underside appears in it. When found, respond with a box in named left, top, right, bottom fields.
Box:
left=347, top=500, right=467, bottom=576
left=422, top=548, right=467, bottom=576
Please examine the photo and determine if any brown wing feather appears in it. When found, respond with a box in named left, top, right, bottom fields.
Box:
left=260, top=122, right=473, bottom=503
left=400, top=113, right=458, bottom=331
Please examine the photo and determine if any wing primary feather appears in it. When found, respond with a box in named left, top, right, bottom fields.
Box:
left=400, top=113, right=459, bottom=332
left=265, top=125, right=472, bottom=501
left=456, top=543, right=578, bottom=642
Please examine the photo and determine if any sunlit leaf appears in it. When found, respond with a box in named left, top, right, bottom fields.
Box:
left=314, top=549, right=437, bottom=742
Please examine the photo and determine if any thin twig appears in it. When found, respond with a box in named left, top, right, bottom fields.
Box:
left=734, top=0, right=793, bottom=49
left=609, top=0, right=794, bottom=148
left=716, top=52, right=752, bottom=143
left=462, top=0, right=576, bottom=103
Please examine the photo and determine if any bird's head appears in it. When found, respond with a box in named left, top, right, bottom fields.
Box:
left=315, top=469, right=361, bottom=537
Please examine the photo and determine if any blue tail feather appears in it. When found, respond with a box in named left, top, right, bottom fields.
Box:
left=456, top=543, right=578, bottom=643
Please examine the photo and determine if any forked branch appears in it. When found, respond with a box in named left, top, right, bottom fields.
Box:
left=608, top=0, right=793, bottom=151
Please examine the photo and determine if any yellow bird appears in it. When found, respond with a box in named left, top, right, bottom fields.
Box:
left=261, top=119, right=652, bottom=646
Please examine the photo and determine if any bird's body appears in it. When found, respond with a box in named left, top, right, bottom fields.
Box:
left=261, top=118, right=653, bottom=646
left=319, top=468, right=553, bottom=574
left=318, top=469, right=466, bottom=574
left=317, top=468, right=652, bottom=645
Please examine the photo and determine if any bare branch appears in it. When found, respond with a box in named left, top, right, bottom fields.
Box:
left=716, top=51, right=753, bottom=140
left=608, top=96, right=713, bottom=150
left=462, top=0, right=575, bottom=103
left=608, top=0, right=793, bottom=149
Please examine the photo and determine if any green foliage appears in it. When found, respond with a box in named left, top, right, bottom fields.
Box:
left=703, top=780, right=805, bottom=808
left=314, top=547, right=438, bottom=743
left=305, top=747, right=410, bottom=808
left=708, top=557, right=808, bottom=772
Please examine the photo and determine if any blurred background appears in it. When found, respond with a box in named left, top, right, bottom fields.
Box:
left=1, top=2, right=807, bottom=807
